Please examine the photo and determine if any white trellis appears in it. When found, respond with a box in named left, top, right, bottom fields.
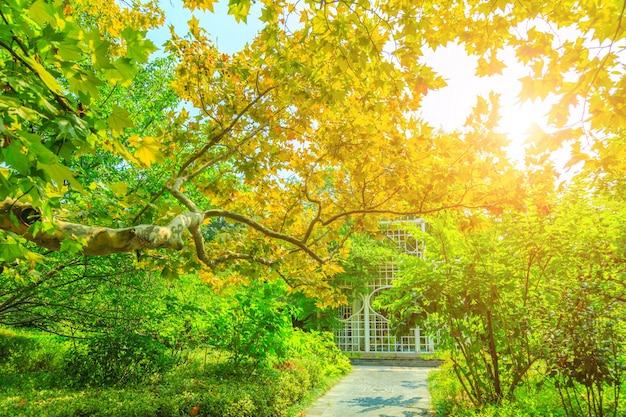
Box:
left=334, top=218, right=437, bottom=355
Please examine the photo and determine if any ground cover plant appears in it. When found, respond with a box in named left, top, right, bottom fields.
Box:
left=0, top=326, right=350, bottom=417
left=428, top=362, right=626, bottom=417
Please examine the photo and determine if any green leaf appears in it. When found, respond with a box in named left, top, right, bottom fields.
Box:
left=105, top=58, right=138, bottom=86
left=2, top=140, right=30, bottom=175
left=85, top=30, right=115, bottom=70
left=27, top=0, right=61, bottom=27
left=0, top=239, right=24, bottom=263
left=22, top=56, right=64, bottom=96
left=161, top=265, right=178, bottom=281
left=0, top=95, right=23, bottom=110
left=23, top=133, right=58, bottom=164
left=37, top=161, right=84, bottom=192
left=68, top=71, right=103, bottom=104
left=121, top=27, right=157, bottom=63
left=228, top=0, right=251, bottom=23
left=60, top=237, right=87, bottom=255
left=6, top=76, right=57, bottom=115
left=0, top=169, right=12, bottom=200
left=107, top=105, right=134, bottom=133
left=56, top=38, right=85, bottom=62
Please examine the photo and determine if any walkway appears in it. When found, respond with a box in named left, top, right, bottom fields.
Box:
left=305, top=365, right=437, bottom=417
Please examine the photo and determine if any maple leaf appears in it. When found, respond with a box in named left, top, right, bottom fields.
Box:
left=519, top=76, right=557, bottom=101
left=184, top=0, right=217, bottom=12
left=228, top=0, right=251, bottom=23
left=121, top=27, right=157, bottom=63
left=188, top=15, right=202, bottom=39
left=128, top=135, right=164, bottom=167
left=475, top=55, right=506, bottom=77
left=108, top=105, right=134, bottom=133
left=37, top=162, right=84, bottom=192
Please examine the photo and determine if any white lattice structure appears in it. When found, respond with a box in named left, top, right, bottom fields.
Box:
left=334, top=218, right=437, bottom=355
left=381, top=219, right=425, bottom=257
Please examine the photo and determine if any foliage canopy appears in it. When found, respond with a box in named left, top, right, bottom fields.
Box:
left=0, top=0, right=625, bottom=302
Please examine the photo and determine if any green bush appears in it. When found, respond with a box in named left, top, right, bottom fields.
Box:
left=188, top=378, right=278, bottom=417
left=64, top=331, right=174, bottom=387
left=1, top=327, right=351, bottom=417
left=207, top=281, right=293, bottom=371
left=428, top=362, right=468, bottom=417
left=287, top=330, right=351, bottom=378
left=293, top=356, right=322, bottom=387
left=0, top=328, right=37, bottom=373
left=276, top=362, right=311, bottom=405
left=1, top=389, right=182, bottom=417
left=0, top=327, right=69, bottom=391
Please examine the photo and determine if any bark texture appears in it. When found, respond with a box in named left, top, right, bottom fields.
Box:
left=0, top=198, right=204, bottom=256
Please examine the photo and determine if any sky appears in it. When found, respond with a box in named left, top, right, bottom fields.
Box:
left=420, top=44, right=548, bottom=157
left=148, top=0, right=264, bottom=55
left=148, top=0, right=551, bottom=163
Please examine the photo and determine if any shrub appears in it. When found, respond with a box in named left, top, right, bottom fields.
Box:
left=545, top=286, right=626, bottom=417
left=287, top=330, right=351, bottom=379
left=276, top=361, right=311, bottom=405
left=428, top=362, right=468, bottom=417
left=1, top=327, right=351, bottom=417
left=0, top=328, right=36, bottom=373
left=0, top=327, right=69, bottom=386
left=207, top=281, right=293, bottom=371
left=428, top=359, right=573, bottom=417
left=64, top=331, right=174, bottom=387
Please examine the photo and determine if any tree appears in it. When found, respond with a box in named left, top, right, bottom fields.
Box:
left=379, top=208, right=546, bottom=405
left=0, top=0, right=508, bottom=301
left=380, top=181, right=626, bottom=410
left=1, top=0, right=624, bottom=300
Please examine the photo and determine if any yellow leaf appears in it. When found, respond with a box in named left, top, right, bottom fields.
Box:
left=129, top=135, right=164, bottom=167
left=476, top=55, right=505, bottom=77
left=110, top=182, right=129, bottom=196
left=321, top=263, right=344, bottom=276
left=184, top=0, right=217, bottom=12
left=299, top=10, right=308, bottom=23
left=524, top=123, right=562, bottom=153
left=24, top=56, right=63, bottom=95
left=519, top=76, right=558, bottom=101
left=188, top=15, right=202, bottom=39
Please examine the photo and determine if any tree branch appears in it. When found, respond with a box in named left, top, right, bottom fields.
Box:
left=203, top=209, right=324, bottom=263
left=0, top=198, right=204, bottom=256
left=207, top=251, right=275, bottom=267
left=319, top=203, right=492, bottom=226
left=176, top=85, right=278, bottom=177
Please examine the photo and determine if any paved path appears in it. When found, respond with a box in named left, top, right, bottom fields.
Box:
left=305, top=365, right=436, bottom=417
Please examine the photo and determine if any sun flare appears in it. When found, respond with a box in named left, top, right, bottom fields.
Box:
left=497, top=101, right=547, bottom=162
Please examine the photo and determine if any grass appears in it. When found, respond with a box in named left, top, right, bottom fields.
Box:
left=0, top=327, right=351, bottom=417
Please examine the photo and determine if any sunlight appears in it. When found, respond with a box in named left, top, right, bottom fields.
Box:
left=497, top=100, right=548, bottom=163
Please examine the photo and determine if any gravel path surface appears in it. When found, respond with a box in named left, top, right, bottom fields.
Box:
left=305, top=365, right=436, bottom=417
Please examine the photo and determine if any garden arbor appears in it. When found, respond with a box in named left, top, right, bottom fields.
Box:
left=334, top=218, right=437, bottom=355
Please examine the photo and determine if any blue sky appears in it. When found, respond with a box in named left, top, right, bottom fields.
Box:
left=148, top=0, right=263, bottom=54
